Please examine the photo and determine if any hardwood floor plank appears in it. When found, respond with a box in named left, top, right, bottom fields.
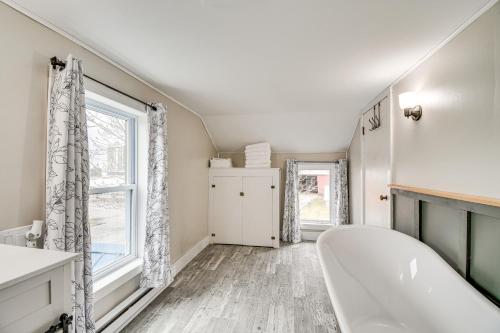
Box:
left=122, top=242, right=339, bottom=333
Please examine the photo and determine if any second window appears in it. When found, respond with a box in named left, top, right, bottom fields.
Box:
left=298, top=162, right=336, bottom=227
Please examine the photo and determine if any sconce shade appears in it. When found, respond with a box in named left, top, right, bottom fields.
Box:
left=399, top=91, right=417, bottom=110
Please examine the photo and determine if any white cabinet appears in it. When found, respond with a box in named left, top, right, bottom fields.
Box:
left=209, top=168, right=280, bottom=248
left=0, top=244, right=78, bottom=333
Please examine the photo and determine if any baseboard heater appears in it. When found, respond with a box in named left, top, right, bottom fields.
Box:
left=96, top=288, right=152, bottom=332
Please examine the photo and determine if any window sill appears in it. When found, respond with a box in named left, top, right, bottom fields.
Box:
left=300, top=222, right=334, bottom=231
left=93, top=259, right=142, bottom=301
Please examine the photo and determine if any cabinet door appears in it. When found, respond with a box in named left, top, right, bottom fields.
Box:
left=242, top=176, right=273, bottom=247
left=212, top=176, right=242, bottom=244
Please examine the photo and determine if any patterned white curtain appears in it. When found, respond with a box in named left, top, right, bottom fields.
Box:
left=333, top=159, right=349, bottom=225
left=140, top=103, right=173, bottom=288
left=281, top=159, right=301, bottom=243
left=45, top=55, right=95, bottom=332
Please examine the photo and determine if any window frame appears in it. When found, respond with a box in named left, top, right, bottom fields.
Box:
left=297, top=162, right=336, bottom=229
left=86, top=97, right=139, bottom=281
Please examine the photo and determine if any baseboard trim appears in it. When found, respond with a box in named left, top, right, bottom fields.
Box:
left=97, top=235, right=210, bottom=332
left=172, top=236, right=210, bottom=276
left=98, top=287, right=153, bottom=333
left=301, top=230, right=323, bottom=241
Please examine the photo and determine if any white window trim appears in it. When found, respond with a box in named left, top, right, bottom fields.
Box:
left=85, top=90, right=148, bottom=295
left=93, top=259, right=142, bottom=301
left=297, top=162, right=336, bottom=229
left=300, top=222, right=333, bottom=231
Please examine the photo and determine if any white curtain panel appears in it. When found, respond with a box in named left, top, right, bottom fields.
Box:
left=281, top=159, right=301, bottom=243
left=140, top=103, right=173, bottom=288
left=333, top=159, right=349, bottom=225
left=45, top=55, right=95, bottom=332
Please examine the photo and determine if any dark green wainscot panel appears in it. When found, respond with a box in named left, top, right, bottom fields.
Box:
left=391, top=188, right=500, bottom=307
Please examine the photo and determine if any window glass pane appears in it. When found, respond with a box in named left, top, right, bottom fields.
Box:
left=87, top=108, right=128, bottom=188
left=89, top=192, right=130, bottom=272
left=298, top=169, right=330, bottom=223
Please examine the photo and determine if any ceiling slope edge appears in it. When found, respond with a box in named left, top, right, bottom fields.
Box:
left=346, top=0, right=499, bottom=152
left=0, top=0, right=218, bottom=151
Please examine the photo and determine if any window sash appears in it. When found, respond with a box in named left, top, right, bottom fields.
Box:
left=90, top=184, right=136, bottom=195
left=89, top=188, right=138, bottom=280
left=86, top=96, right=139, bottom=279
left=86, top=98, right=137, bottom=186
left=298, top=162, right=336, bottom=226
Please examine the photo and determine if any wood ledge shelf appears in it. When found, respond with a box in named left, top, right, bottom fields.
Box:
left=388, top=184, right=500, bottom=208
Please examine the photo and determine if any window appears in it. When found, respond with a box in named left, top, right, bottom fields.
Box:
left=298, top=163, right=336, bottom=227
left=86, top=97, right=138, bottom=278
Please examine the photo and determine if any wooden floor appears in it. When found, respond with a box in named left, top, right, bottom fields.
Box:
left=122, top=242, right=339, bottom=333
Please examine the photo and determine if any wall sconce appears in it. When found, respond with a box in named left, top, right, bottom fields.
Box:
left=399, top=91, right=422, bottom=121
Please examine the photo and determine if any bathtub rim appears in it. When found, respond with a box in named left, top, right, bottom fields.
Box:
left=316, top=225, right=500, bottom=333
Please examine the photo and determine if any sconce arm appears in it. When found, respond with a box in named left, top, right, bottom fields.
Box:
left=404, top=105, right=422, bottom=121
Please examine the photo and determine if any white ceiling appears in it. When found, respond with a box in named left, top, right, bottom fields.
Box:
left=9, top=0, right=491, bottom=152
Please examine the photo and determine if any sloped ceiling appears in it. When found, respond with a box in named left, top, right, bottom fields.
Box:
left=6, top=0, right=492, bottom=152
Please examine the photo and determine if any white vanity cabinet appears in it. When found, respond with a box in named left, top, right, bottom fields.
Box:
left=209, top=168, right=280, bottom=248
left=0, top=244, right=78, bottom=333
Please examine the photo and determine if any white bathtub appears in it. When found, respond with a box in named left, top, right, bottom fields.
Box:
left=316, top=225, right=500, bottom=333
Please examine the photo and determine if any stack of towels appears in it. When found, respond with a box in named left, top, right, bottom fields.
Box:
left=210, top=158, right=232, bottom=168
left=245, top=142, right=271, bottom=168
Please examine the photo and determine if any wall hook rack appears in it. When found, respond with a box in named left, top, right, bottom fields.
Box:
left=368, top=102, right=381, bottom=131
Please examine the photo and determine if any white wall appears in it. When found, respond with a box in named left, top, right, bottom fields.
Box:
left=348, top=121, right=363, bottom=225
left=0, top=2, right=216, bottom=320
left=348, top=2, right=500, bottom=222
left=392, top=2, right=500, bottom=198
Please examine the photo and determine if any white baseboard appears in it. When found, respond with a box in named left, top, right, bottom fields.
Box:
left=172, top=236, right=210, bottom=276
left=301, top=230, right=323, bottom=241
left=98, top=235, right=210, bottom=332
left=99, top=287, right=163, bottom=333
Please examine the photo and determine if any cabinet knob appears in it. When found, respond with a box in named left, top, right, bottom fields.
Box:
left=380, top=195, right=388, bottom=201
left=240, top=192, right=244, bottom=196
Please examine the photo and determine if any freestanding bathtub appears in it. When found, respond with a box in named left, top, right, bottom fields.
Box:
left=316, top=225, right=500, bottom=333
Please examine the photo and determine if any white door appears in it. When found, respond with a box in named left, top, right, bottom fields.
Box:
left=363, top=97, right=391, bottom=228
left=212, top=176, right=242, bottom=244
left=242, top=176, right=273, bottom=247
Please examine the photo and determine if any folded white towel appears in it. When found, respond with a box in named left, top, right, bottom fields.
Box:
left=245, top=149, right=271, bottom=156
left=210, top=158, right=232, bottom=168
left=245, top=142, right=271, bottom=150
left=245, top=157, right=270, bottom=162
left=245, top=152, right=271, bottom=159
left=246, top=159, right=270, bottom=165
left=245, top=145, right=270, bottom=153
left=245, top=163, right=271, bottom=168
left=245, top=159, right=271, bottom=166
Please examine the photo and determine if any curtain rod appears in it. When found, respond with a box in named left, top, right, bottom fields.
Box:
left=50, top=57, right=157, bottom=111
